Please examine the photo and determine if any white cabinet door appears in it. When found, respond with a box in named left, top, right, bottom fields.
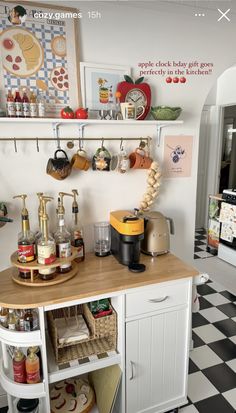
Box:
left=126, top=307, right=189, bottom=413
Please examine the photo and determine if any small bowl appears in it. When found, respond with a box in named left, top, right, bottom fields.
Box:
left=150, top=106, right=182, bottom=121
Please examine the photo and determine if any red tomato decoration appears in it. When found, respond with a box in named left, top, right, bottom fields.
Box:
left=3, top=38, right=14, bottom=50
left=75, top=108, right=88, bottom=119
left=116, top=75, right=151, bottom=120
left=180, top=77, right=186, bottom=83
left=173, top=77, right=179, bottom=83
left=166, top=77, right=172, bottom=83
left=60, top=106, right=74, bottom=119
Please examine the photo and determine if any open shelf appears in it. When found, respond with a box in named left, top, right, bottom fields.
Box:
left=0, top=324, right=41, bottom=347
left=0, top=359, right=45, bottom=399
left=46, top=333, right=121, bottom=384
left=0, top=117, right=183, bottom=125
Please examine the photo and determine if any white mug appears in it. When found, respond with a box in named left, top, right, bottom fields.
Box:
left=120, top=102, right=136, bottom=120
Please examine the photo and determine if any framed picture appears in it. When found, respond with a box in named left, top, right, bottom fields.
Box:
left=0, top=1, right=81, bottom=116
left=80, top=62, right=131, bottom=111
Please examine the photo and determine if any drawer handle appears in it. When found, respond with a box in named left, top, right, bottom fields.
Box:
left=148, top=296, right=169, bottom=303
left=129, top=360, right=135, bottom=380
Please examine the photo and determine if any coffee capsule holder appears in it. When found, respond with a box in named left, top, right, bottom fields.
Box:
left=10, top=246, right=79, bottom=287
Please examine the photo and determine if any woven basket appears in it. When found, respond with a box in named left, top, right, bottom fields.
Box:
left=47, top=303, right=117, bottom=365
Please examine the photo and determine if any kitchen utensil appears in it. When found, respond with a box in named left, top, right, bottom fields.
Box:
left=94, top=222, right=111, bottom=257
left=46, top=149, right=71, bottom=180
left=141, top=211, right=174, bottom=256
left=36, top=79, right=60, bottom=104
left=150, top=106, right=182, bottom=121
left=98, top=109, right=107, bottom=120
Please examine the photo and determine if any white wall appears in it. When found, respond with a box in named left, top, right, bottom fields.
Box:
left=217, top=66, right=236, bottom=106
left=1, top=1, right=236, bottom=271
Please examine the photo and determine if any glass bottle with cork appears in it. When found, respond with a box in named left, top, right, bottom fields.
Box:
left=54, top=192, right=73, bottom=273
left=22, top=88, right=30, bottom=118
left=37, top=197, right=56, bottom=280
left=13, top=194, right=35, bottom=279
left=6, top=89, right=16, bottom=117
left=70, top=189, right=85, bottom=262
left=29, top=89, right=37, bottom=118
left=26, top=348, right=40, bottom=384
left=13, top=347, right=26, bottom=383
left=14, top=89, right=23, bottom=118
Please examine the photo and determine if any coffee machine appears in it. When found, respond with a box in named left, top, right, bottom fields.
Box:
left=110, top=210, right=145, bottom=271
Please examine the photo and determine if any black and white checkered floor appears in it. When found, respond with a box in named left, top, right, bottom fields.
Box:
left=177, top=279, right=236, bottom=413
left=194, top=228, right=215, bottom=260
left=1, top=281, right=236, bottom=413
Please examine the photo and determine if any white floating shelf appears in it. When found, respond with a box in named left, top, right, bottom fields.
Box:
left=46, top=334, right=121, bottom=384
left=0, top=117, right=183, bottom=125
left=0, top=359, right=46, bottom=399
left=0, top=325, right=42, bottom=347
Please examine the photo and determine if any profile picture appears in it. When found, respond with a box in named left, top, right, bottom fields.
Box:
left=8, top=5, right=27, bottom=25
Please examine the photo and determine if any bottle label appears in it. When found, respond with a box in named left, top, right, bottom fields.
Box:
left=23, top=102, right=30, bottom=117
left=38, top=244, right=56, bottom=264
left=19, top=319, right=25, bottom=331
left=18, top=244, right=35, bottom=263
left=73, top=236, right=84, bottom=259
left=6, top=102, right=16, bottom=117
left=24, top=320, right=32, bottom=332
left=8, top=323, right=16, bottom=330
left=15, top=102, right=22, bottom=117
left=27, top=370, right=40, bottom=383
left=38, top=103, right=45, bottom=117
left=30, top=103, right=37, bottom=117
left=57, top=242, right=71, bottom=269
left=13, top=361, right=26, bottom=383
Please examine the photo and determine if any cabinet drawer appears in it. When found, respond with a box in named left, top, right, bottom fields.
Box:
left=126, top=281, right=189, bottom=318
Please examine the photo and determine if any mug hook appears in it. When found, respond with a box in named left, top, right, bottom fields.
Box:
left=79, top=137, right=83, bottom=151
left=120, top=138, right=124, bottom=151
left=14, top=137, right=17, bottom=153
left=36, top=137, right=40, bottom=153
left=101, top=137, right=104, bottom=148
left=139, top=138, right=146, bottom=149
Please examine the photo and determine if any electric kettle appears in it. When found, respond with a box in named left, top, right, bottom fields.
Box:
left=141, top=211, right=174, bottom=256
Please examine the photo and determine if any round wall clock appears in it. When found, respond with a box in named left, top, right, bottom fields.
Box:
left=116, top=75, right=151, bottom=120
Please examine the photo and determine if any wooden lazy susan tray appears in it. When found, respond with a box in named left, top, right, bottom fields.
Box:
left=11, top=247, right=79, bottom=287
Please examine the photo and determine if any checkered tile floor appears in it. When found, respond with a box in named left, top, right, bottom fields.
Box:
left=194, top=228, right=215, bottom=260
left=177, top=279, right=236, bottom=413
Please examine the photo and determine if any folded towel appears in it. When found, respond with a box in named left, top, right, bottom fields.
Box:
left=55, top=314, right=89, bottom=345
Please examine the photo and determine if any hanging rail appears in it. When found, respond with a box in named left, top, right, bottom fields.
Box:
left=0, top=137, right=152, bottom=142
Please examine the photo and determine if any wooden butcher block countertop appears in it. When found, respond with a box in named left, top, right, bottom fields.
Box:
left=0, top=252, right=199, bottom=308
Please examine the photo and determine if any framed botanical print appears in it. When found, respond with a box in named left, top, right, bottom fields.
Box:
left=80, top=62, right=130, bottom=111
left=0, top=1, right=81, bottom=116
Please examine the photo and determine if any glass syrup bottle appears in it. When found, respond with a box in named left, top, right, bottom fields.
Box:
left=26, top=348, right=40, bottom=384
left=35, top=192, right=44, bottom=245
left=37, top=197, right=56, bottom=280
left=6, top=88, right=16, bottom=117
left=22, top=88, right=30, bottom=118
left=54, top=192, right=73, bottom=273
left=13, top=194, right=35, bottom=279
left=29, top=89, right=37, bottom=118
left=13, top=347, right=26, bottom=383
left=8, top=309, right=17, bottom=330
left=14, top=89, right=23, bottom=118
left=0, top=307, right=8, bottom=328
left=70, top=189, right=85, bottom=262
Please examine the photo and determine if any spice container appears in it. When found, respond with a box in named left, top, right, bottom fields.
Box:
left=17, top=398, right=39, bottom=413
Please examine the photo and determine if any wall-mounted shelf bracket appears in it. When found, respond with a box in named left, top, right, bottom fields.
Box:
left=78, top=123, right=86, bottom=147
left=156, top=125, right=164, bottom=147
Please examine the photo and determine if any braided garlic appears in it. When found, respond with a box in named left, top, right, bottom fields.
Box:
left=139, top=161, right=161, bottom=212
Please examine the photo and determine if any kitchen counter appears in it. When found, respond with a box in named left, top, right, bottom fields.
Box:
left=0, top=252, right=199, bottom=308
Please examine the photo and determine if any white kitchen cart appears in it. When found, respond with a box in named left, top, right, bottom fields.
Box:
left=0, top=252, right=198, bottom=413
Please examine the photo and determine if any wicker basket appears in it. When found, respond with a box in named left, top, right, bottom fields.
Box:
left=47, top=303, right=117, bottom=365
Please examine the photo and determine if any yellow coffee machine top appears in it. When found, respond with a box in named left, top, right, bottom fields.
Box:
left=110, top=210, right=145, bottom=272
left=110, top=210, right=144, bottom=236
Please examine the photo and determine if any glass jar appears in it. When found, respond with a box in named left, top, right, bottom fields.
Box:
left=94, top=222, right=111, bottom=257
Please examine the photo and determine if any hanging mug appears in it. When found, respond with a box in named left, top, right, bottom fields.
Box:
left=71, top=149, right=90, bottom=171
left=129, top=148, right=153, bottom=169
left=92, top=145, right=112, bottom=171
left=46, top=149, right=71, bottom=180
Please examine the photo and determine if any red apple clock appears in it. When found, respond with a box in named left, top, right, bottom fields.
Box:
left=116, top=75, right=151, bottom=120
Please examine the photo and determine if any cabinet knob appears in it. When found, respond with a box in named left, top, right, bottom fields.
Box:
left=148, top=296, right=169, bottom=303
